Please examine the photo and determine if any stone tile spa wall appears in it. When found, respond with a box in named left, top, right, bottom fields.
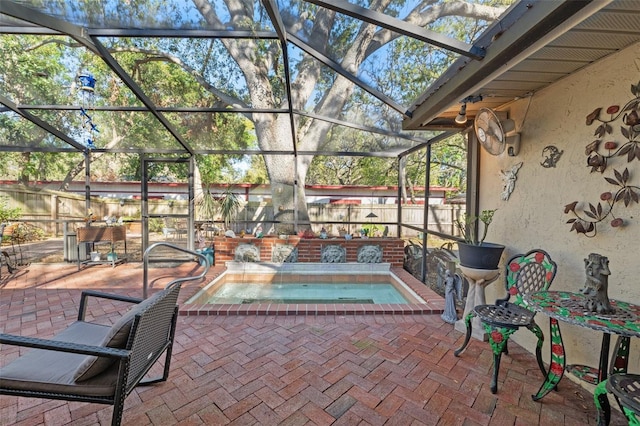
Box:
left=212, top=236, right=405, bottom=267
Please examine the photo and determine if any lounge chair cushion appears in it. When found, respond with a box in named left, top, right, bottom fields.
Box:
left=73, top=290, right=167, bottom=382
left=0, top=321, right=119, bottom=397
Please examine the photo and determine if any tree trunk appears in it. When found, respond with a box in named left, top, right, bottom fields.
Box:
left=190, top=0, right=506, bottom=228
left=58, top=160, right=87, bottom=192
left=57, top=132, right=123, bottom=192
left=399, top=157, right=408, bottom=204
left=18, top=152, right=31, bottom=185
left=263, top=152, right=312, bottom=235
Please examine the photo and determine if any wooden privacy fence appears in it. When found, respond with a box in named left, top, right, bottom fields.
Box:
left=0, top=186, right=138, bottom=236
left=0, top=186, right=182, bottom=236
left=238, top=203, right=465, bottom=238
left=1, top=186, right=465, bottom=238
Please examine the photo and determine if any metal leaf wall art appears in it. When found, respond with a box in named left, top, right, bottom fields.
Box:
left=565, top=81, right=640, bottom=237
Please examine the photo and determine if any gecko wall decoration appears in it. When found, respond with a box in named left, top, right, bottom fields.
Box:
left=541, top=145, right=563, bottom=168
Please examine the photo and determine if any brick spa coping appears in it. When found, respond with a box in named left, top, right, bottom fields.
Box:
left=179, top=263, right=445, bottom=316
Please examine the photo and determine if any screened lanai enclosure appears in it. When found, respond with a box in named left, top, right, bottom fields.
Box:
left=1, top=1, right=616, bottom=261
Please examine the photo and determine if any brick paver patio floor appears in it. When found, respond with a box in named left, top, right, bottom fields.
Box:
left=0, top=262, right=625, bottom=425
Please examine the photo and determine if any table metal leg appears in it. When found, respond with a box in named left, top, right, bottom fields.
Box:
left=610, top=336, right=630, bottom=375
left=592, top=334, right=616, bottom=425
left=532, top=318, right=565, bottom=401
left=594, top=379, right=611, bottom=426
left=567, top=332, right=619, bottom=385
left=598, top=333, right=611, bottom=383
left=594, top=336, right=631, bottom=426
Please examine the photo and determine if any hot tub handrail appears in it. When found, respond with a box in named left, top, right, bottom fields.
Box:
left=143, top=242, right=210, bottom=298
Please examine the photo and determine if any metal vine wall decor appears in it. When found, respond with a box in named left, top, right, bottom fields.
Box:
left=564, top=81, right=640, bottom=237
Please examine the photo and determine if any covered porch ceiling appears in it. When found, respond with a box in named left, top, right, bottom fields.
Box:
left=404, top=0, right=640, bottom=131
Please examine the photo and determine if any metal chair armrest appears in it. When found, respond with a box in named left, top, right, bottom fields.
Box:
left=78, top=290, right=144, bottom=320
left=0, top=333, right=129, bottom=359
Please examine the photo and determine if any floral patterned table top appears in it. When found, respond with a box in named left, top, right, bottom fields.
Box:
left=524, top=291, right=640, bottom=338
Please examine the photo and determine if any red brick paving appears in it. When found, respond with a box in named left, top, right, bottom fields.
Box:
left=0, top=262, right=627, bottom=425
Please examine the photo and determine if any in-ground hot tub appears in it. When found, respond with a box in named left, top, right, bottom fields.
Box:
left=183, top=263, right=445, bottom=316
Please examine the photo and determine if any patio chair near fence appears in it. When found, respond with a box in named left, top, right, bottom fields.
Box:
left=162, top=217, right=188, bottom=241
left=1, top=223, right=30, bottom=278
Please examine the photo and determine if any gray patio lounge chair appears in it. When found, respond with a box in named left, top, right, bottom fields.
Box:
left=0, top=282, right=181, bottom=426
left=1, top=246, right=209, bottom=426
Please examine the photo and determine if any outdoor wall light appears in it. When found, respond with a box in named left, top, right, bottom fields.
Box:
left=454, top=94, right=483, bottom=125
left=454, top=103, right=468, bottom=124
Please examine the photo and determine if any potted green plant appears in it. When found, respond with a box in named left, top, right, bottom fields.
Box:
left=455, top=209, right=505, bottom=270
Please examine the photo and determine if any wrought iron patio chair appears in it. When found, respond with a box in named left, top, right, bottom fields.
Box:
left=454, top=249, right=557, bottom=394
left=595, top=373, right=640, bottom=426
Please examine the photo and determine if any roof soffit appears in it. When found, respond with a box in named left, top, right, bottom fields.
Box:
left=403, top=0, right=620, bottom=131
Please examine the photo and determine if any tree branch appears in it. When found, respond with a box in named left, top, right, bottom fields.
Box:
left=25, top=39, right=83, bottom=52
left=367, top=1, right=505, bottom=57
left=110, top=47, right=249, bottom=110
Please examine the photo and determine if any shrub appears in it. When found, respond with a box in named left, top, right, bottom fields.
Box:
left=0, top=196, right=22, bottom=224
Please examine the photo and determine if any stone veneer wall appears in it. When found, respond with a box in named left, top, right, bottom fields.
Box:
left=212, top=236, right=405, bottom=267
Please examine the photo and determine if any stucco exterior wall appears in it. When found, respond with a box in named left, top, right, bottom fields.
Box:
left=476, top=41, right=640, bottom=380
